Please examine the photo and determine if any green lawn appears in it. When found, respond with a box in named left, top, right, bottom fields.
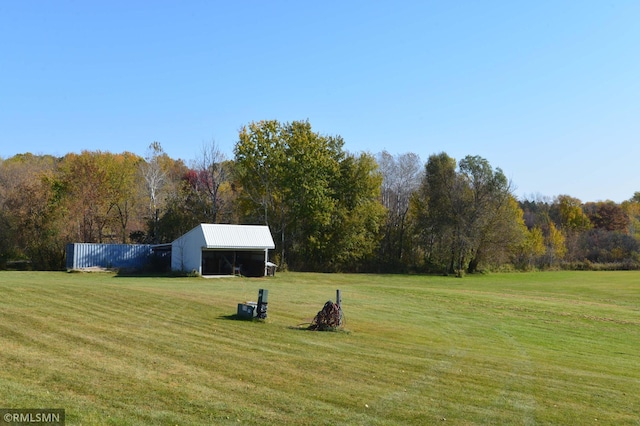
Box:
left=0, top=271, right=638, bottom=425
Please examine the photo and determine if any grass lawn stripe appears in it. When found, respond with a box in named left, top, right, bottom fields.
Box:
left=0, top=271, right=638, bottom=424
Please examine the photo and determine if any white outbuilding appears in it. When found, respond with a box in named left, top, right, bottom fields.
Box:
left=171, top=224, right=276, bottom=277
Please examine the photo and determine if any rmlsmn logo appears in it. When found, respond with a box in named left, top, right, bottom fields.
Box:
left=0, top=409, right=65, bottom=426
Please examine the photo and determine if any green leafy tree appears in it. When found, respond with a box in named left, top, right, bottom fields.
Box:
left=234, top=120, right=289, bottom=265
left=459, top=155, right=520, bottom=273
left=234, top=120, right=383, bottom=271
left=234, top=120, right=285, bottom=227
left=472, top=195, right=528, bottom=271
left=412, top=153, right=521, bottom=274
left=410, top=152, right=459, bottom=272
left=318, top=152, right=386, bottom=271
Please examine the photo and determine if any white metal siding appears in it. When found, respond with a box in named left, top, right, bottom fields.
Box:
left=171, top=226, right=206, bottom=273
left=170, top=224, right=275, bottom=273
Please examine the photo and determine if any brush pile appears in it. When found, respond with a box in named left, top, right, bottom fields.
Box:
left=308, top=300, right=343, bottom=331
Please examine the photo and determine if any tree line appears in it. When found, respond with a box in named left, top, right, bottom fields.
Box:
left=1, top=119, right=639, bottom=273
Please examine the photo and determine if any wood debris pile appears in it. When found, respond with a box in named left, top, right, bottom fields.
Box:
left=308, top=300, right=343, bottom=331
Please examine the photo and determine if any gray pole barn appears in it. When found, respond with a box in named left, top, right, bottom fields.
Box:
left=171, top=224, right=275, bottom=277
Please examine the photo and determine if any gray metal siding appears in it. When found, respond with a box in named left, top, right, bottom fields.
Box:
left=66, top=243, right=153, bottom=270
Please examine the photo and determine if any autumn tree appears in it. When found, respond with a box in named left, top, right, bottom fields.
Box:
left=548, top=195, right=591, bottom=262
left=0, top=154, right=65, bottom=269
left=471, top=195, right=528, bottom=271
left=621, top=194, right=640, bottom=242
left=583, top=201, right=630, bottom=232
left=552, top=195, right=592, bottom=232
left=58, top=152, right=110, bottom=242
left=189, top=140, right=230, bottom=223
left=578, top=228, right=639, bottom=264
left=544, top=222, right=567, bottom=266
left=58, top=151, right=143, bottom=243
left=0, top=157, right=21, bottom=266
left=147, top=155, right=190, bottom=243
left=109, top=152, right=144, bottom=243
left=514, top=226, right=546, bottom=270
left=458, top=156, right=525, bottom=272
left=576, top=200, right=637, bottom=267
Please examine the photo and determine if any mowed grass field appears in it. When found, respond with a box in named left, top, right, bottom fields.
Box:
left=0, top=271, right=638, bottom=425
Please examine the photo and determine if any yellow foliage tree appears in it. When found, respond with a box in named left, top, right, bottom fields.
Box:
left=545, top=222, right=567, bottom=266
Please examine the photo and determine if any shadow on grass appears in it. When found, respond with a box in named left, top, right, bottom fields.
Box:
left=218, top=314, right=267, bottom=323
left=287, top=324, right=350, bottom=334
left=113, top=269, right=195, bottom=278
left=217, top=314, right=349, bottom=333
left=288, top=324, right=312, bottom=331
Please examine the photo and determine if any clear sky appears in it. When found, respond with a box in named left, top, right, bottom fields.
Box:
left=1, top=1, right=639, bottom=203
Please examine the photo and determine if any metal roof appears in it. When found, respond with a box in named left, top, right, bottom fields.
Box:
left=199, top=224, right=275, bottom=249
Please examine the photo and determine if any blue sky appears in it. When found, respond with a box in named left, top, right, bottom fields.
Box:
left=2, top=1, right=639, bottom=202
